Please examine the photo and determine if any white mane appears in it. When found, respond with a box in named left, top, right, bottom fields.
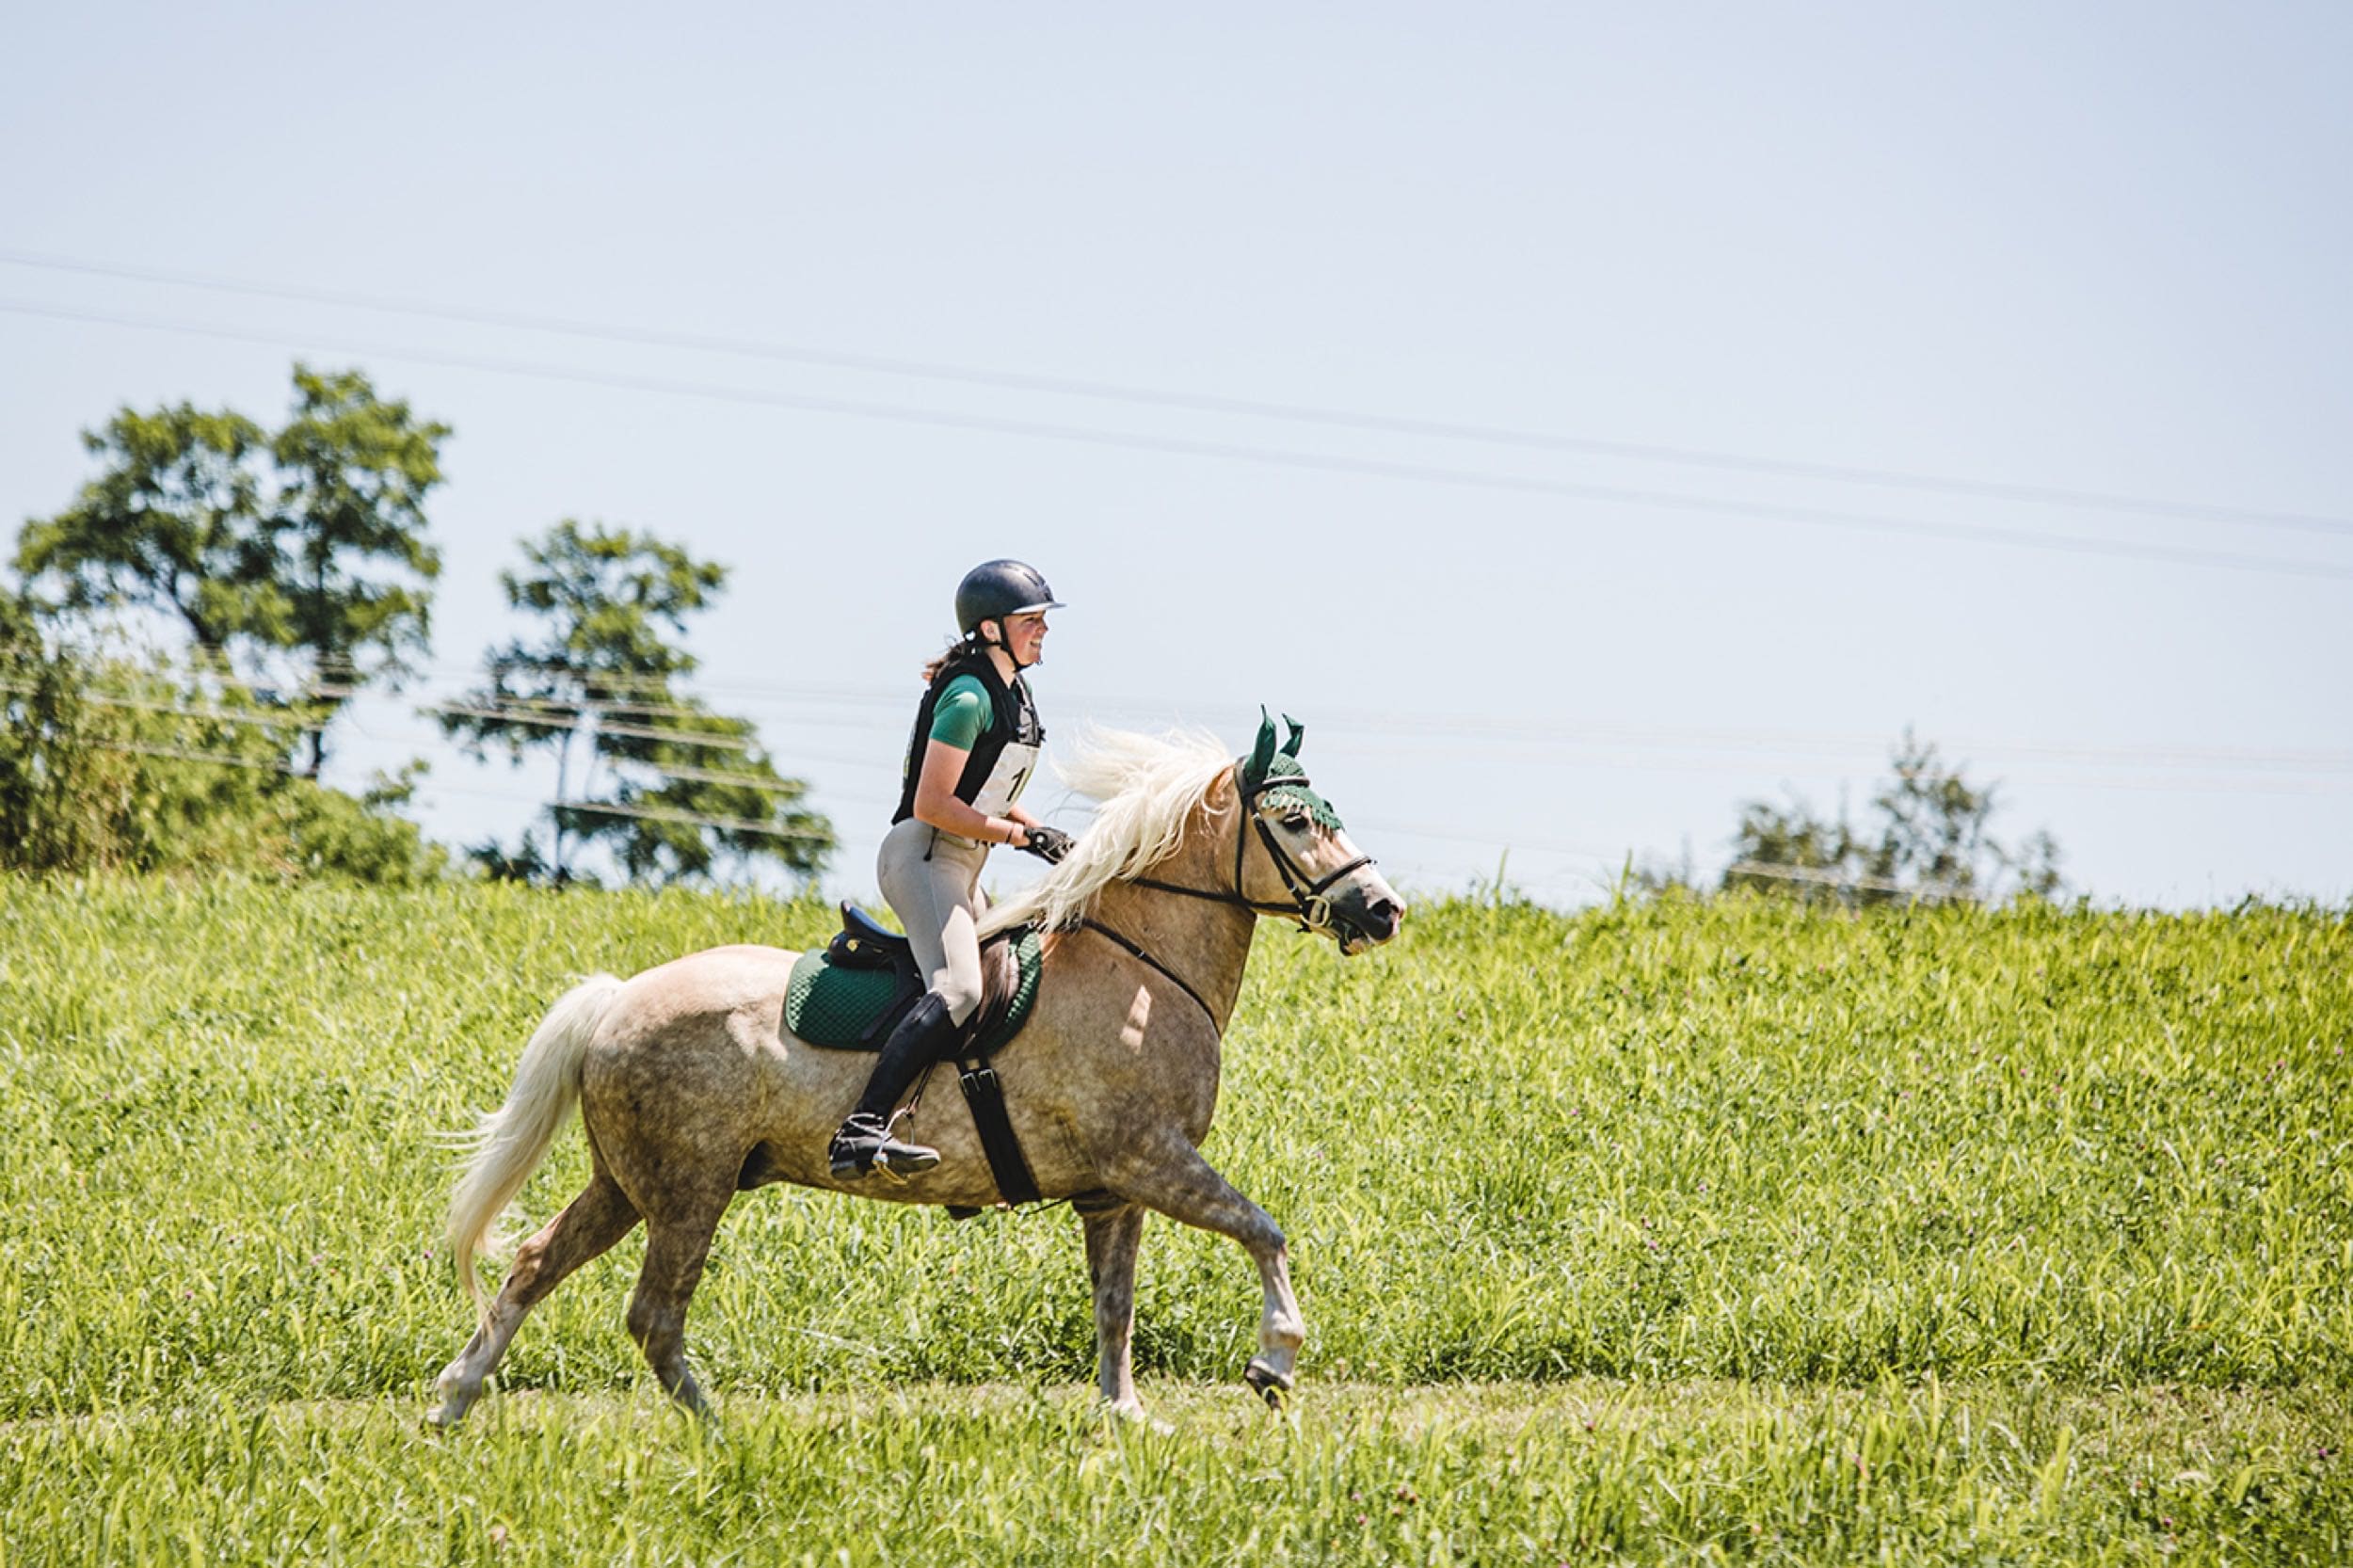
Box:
left=980, top=724, right=1236, bottom=936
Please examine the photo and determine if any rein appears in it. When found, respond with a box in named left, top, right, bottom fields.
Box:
left=1076, top=918, right=1218, bottom=1023
left=1080, top=765, right=1374, bottom=1027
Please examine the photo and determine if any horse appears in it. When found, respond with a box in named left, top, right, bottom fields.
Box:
left=428, top=713, right=1403, bottom=1427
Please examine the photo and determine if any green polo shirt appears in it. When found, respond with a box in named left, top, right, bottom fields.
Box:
left=927, top=675, right=991, bottom=750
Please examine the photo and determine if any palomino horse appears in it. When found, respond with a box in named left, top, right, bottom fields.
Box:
left=430, top=715, right=1401, bottom=1425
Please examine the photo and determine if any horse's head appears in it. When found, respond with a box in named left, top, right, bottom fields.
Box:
left=1231, top=711, right=1404, bottom=956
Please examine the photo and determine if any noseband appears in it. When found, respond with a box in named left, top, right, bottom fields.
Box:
left=1130, top=766, right=1374, bottom=935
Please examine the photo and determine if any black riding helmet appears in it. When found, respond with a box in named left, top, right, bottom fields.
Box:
left=955, top=559, right=1065, bottom=639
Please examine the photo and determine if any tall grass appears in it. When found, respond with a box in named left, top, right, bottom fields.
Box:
left=0, top=878, right=2345, bottom=1562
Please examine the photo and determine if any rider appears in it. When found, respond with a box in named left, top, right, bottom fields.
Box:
left=826, top=559, right=1077, bottom=1179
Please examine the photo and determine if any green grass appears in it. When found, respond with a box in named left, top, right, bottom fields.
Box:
left=1, top=878, right=2347, bottom=1562
left=8, top=1382, right=2348, bottom=1566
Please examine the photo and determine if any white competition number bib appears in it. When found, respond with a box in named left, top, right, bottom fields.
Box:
left=971, top=742, right=1041, bottom=819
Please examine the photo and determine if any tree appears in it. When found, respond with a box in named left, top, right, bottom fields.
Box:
left=0, top=591, right=443, bottom=881
left=267, top=366, right=448, bottom=774
left=437, top=520, right=834, bottom=886
left=13, top=363, right=448, bottom=776
left=1721, top=729, right=2063, bottom=906
left=12, top=403, right=274, bottom=652
left=1720, top=795, right=1862, bottom=904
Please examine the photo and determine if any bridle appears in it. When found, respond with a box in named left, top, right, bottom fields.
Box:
left=1075, top=763, right=1375, bottom=1027
left=1129, top=764, right=1374, bottom=936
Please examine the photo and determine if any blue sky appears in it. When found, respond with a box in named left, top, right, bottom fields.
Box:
left=3, top=3, right=2346, bottom=907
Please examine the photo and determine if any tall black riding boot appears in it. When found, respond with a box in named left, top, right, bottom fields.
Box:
left=828, top=993, right=961, bottom=1178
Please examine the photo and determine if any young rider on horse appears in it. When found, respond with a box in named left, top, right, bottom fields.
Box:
left=826, top=560, right=1075, bottom=1179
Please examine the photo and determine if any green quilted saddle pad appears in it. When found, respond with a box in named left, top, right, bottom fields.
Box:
left=783, top=925, right=1044, bottom=1054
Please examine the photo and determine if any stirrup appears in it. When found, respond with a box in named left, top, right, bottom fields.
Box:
left=828, top=1114, right=940, bottom=1180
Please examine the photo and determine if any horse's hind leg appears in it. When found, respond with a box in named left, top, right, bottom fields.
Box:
left=1081, top=1203, right=1147, bottom=1416
left=626, top=1188, right=733, bottom=1419
left=431, top=1173, right=641, bottom=1426
left=1106, top=1138, right=1305, bottom=1405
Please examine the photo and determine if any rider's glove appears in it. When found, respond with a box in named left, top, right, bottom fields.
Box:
left=1020, top=824, right=1074, bottom=864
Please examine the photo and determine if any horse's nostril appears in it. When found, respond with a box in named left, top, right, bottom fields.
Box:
left=1368, top=897, right=1402, bottom=935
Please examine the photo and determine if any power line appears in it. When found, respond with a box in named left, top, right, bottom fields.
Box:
left=420, top=698, right=762, bottom=753
left=8, top=296, right=2351, bottom=584
left=90, top=738, right=291, bottom=773
left=6, top=247, right=2346, bottom=540
left=1308, top=726, right=2353, bottom=779
left=0, top=680, right=323, bottom=733
left=558, top=797, right=834, bottom=842
left=76, top=738, right=840, bottom=844
left=58, top=703, right=2344, bottom=892
left=637, top=760, right=816, bottom=795
left=163, top=652, right=2347, bottom=776
left=41, top=655, right=2353, bottom=786
left=37, top=645, right=2334, bottom=776
left=1721, top=858, right=1963, bottom=899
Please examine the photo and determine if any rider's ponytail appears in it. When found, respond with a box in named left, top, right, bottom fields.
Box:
left=920, top=629, right=994, bottom=685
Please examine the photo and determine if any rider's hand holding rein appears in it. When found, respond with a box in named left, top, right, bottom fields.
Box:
left=1017, top=824, right=1073, bottom=863
left=909, top=736, right=1039, bottom=851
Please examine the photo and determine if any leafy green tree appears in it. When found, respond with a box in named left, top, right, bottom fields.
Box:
left=1720, top=796, right=1864, bottom=904
left=266, top=366, right=449, bottom=775
left=13, top=363, right=447, bottom=776
left=1721, top=729, right=2062, bottom=906
left=437, top=520, right=834, bottom=886
left=0, top=597, right=442, bottom=881
left=12, top=403, right=274, bottom=652
left=1865, top=731, right=1997, bottom=901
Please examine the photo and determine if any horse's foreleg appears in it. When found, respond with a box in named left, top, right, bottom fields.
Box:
left=1080, top=1203, right=1146, bottom=1416
left=431, top=1174, right=641, bottom=1426
left=1105, top=1139, right=1305, bottom=1404
left=627, top=1192, right=732, bottom=1419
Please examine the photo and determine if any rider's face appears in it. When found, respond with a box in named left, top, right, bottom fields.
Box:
left=999, top=612, right=1048, bottom=665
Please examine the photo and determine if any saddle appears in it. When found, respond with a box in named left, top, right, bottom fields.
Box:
left=783, top=904, right=1048, bottom=1213
left=782, top=904, right=1114, bottom=1222
left=784, top=904, right=1044, bottom=1057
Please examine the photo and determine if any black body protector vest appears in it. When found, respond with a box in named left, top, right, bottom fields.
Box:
left=892, top=652, right=1045, bottom=828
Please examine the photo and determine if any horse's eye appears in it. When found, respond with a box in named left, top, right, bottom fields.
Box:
left=1282, top=811, right=1311, bottom=832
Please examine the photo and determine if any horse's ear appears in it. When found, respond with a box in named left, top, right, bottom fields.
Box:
left=1280, top=713, right=1305, bottom=758
left=1242, top=707, right=1278, bottom=789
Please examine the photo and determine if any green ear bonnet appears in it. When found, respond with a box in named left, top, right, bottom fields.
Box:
left=1239, top=710, right=1345, bottom=832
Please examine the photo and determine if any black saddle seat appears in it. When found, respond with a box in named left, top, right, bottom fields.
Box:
left=828, top=901, right=1026, bottom=968
left=831, top=902, right=910, bottom=967
left=812, top=902, right=1031, bottom=1059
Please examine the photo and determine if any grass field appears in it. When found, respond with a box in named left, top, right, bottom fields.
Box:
left=1, top=878, right=2346, bottom=1563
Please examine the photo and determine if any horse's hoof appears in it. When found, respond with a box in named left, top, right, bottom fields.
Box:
left=1102, top=1400, right=1176, bottom=1436
left=1244, top=1358, right=1294, bottom=1407
left=426, top=1373, right=478, bottom=1429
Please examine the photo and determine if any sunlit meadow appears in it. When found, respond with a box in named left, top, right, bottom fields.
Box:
left=2, top=879, right=2345, bottom=1563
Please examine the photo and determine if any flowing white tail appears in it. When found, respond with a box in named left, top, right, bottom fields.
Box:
left=444, top=974, right=626, bottom=1314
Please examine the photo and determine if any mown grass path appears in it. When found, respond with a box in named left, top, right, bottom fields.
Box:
left=7, top=1381, right=2348, bottom=1565
left=1, top=879, right=2346, bottom=1562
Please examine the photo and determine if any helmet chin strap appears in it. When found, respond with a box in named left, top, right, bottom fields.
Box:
left=984, top=620, right=1040, bottom=672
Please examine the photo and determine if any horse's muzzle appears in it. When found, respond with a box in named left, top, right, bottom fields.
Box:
left=1333, top=890, right=1405, bottom=955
